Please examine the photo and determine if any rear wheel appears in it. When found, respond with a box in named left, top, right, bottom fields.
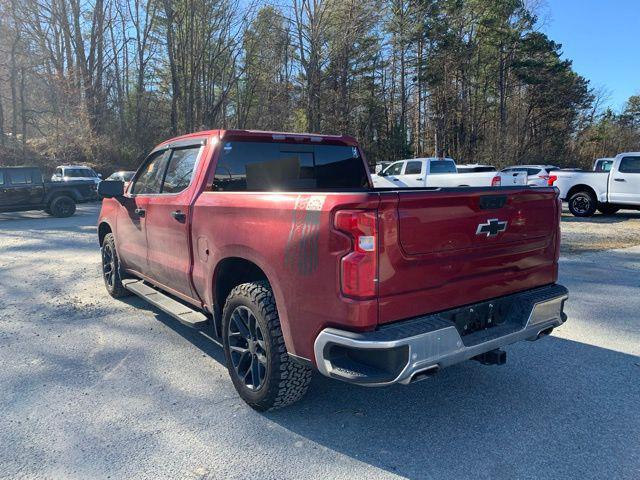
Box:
left=49, top=195, right=76, bottom=217
left=222, top=281, right=311, bottom=411
left=598, top=204, right=620, bottom=215
left=101, top=233, right=130, bottom=298
left=568, top=191, right=597, bottom=217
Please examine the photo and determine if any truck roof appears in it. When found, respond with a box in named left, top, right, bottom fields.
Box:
left=156, top=129, right=358, bottom=149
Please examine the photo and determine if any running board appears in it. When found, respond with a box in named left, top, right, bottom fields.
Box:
left=122, top=279, right=208, bottom=329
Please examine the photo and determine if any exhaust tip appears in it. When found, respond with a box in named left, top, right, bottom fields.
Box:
left=537, top=327, right=554, bottom=339
left=410, top=365, right=439, bottom=383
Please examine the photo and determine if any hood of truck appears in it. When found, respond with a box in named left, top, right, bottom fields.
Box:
left=376, top=187, right=560, bottom=324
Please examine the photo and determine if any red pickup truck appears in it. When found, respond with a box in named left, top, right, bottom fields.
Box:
left=97, top=130, right=568, bottom=411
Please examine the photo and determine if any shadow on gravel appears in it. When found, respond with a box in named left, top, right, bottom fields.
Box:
left=137, top=302, right=639, bottom=479
left=264, top=337, right=639, bottom=479
left=0, top=203, right=101, bottom=223
left=561, top=211, right=640, bottom=224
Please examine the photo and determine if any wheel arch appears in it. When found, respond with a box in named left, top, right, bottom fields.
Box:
left=209, top=255, right=296, bottom=357
left=567, top=184, right=597, bottom=201
left=98, top=221, right=113, bottom=246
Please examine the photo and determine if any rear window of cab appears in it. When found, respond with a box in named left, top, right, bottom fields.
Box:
left=212, top=141, right=369, bottom=191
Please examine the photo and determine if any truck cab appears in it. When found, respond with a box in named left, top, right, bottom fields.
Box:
left=555, top=153, right=640, bottom=216
left=0, top=166, right=97, bottom=217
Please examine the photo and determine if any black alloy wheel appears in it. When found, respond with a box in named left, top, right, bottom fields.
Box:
left=227, top=305, right=267, bottom=391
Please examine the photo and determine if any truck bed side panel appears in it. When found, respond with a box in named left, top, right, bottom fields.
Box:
left=190, top=191, right=380, bottom=360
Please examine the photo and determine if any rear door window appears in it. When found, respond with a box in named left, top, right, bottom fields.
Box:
left=213, top=141, right=369, bottom=191
left=162, top=147, right=201, bottom=193
left=8, top=170, right=32, bottom=185
left=619, top=157, right=640, bottom=173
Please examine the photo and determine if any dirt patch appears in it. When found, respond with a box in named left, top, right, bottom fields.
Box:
left=561, top=208, right=640, bottom=255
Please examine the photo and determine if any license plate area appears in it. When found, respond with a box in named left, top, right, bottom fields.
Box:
left=440, top=297, right=516, bottom=336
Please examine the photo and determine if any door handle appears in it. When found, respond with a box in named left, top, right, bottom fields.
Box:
left=171, top=210, right=186, bottom=222
left=614, top=178, right=626, bottom=182
left=391, top=178, right=400, bottom=181
left=416, top=178, right=423, bottom=181
left=134, top=208, right=146, bottom=217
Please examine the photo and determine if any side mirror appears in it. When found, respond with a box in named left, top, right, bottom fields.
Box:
left=98, top=180, right=124, bottom=198
left=98, top=173, right=103, bottom=178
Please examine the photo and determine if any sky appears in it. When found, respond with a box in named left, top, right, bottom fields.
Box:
left=542, top=0, right=640, bottom=111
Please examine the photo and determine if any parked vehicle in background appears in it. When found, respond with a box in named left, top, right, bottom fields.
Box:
left=0, top=166, right=97, bottom=217
left=97, top=129, right=567, bottom=411
left=593, top=158, right=614, bottom=172
left=501, top=165, right=559, bottom=187
left=106, top=171, right=135, bottom=182
left=374, top=161, right=391, bottom=173
left=371, top=158, right=526, bottom=188
left=553, top=153, right=640, bottom=216
left=52, top=165, right=102, bottom=185
left=456, top=164, right=497, bottom=173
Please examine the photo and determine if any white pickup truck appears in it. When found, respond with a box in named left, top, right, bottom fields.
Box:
left=554, top=153, right=640, bottom=216
left=371, top=157, right=527, bottom=188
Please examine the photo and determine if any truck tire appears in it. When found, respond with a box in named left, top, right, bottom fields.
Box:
left=222, top=281, right=311, bottom=411
left=597, top=205, right=620, bottom=215
left=568, top=191, right=597, bottom=217
left=49, top=195, right=76, bottom=217
left=101, top=233, right=130, bottom=298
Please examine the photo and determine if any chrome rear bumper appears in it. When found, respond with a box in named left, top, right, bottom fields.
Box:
left=314, top=284, right=568, bottom=386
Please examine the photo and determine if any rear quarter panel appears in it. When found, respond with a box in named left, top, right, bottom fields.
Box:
left=190, top=191, right=380, bottom=361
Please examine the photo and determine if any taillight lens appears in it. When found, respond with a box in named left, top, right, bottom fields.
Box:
left=334, top=210, right=377, bottom=299
left=548, top=175, right=557, bottom=186
left=491, top=175, right=501, bottom=187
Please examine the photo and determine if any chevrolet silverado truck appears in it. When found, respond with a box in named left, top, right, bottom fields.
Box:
left=97, top=130, right=568, bottom=411
left=553, top=153, right=640, bottom=216
left=0, top=166, right=97, bottom=217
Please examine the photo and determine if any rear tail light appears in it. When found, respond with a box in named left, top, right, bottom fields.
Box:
left=491, top=175, right=501, bottom=187
left=334, top=210, right=377, bottom=299
left=548, top=175, right=557, bottom=186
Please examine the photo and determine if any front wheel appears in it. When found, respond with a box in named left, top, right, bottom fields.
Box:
left=101, top=233, right=130, bottom=298
left=222, top=281, right=311, bottom=411
left=568, top=191, right=597, bottom=217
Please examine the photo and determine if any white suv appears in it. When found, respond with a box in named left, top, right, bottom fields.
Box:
left=52, top=165, right=102, bottom=185
left=501, top=165, right=558, bottom=187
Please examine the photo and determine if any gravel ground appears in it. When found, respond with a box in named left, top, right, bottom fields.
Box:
left=0, top=204, right=639, bottom=480
left=561, top=207, right=640, bottom=255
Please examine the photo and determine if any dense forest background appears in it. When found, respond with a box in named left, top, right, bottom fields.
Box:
left=0, top=0, right=639, bottom=173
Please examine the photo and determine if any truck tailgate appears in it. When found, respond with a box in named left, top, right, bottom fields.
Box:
left=377, top=187, right=560, bottom=324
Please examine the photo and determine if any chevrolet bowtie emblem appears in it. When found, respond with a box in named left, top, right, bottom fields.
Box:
left=476, top=219, right=508, bottom=237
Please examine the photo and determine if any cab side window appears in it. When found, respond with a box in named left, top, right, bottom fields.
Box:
left=0, top=171, right=4, bottom=185
left=8, top=170, right=31, bottom=185
left=131, top=150, right=171, bottom=195
left=162, top=147, right=200, bottom=193
left=619, top=157, right=640, bottom=173
left=384, top=162, right=404, bottom=176
left=405, top=161, right=423, bottom=175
